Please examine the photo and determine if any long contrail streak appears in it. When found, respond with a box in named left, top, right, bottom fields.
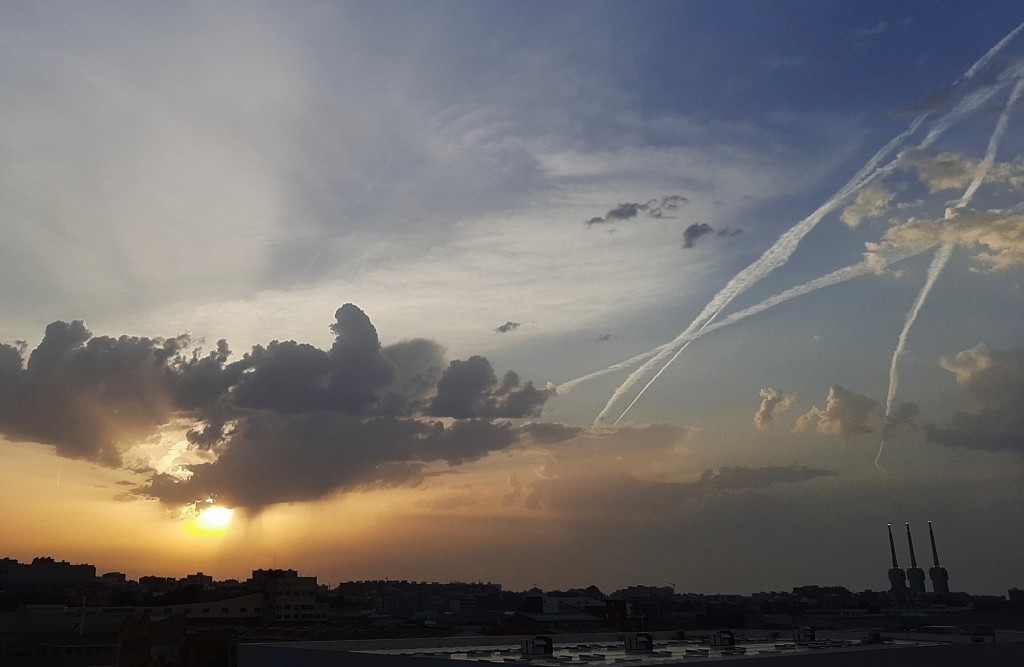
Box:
left=557, top=247, right=928, bottom=397
left=292, top=157, right=394, bottom=288
left=564, top=59, right=1020, bottom=402
left=593, top=155, right=907, bottom=423
left=876, top=77, right=1024, bottom=471
left=611, top=249, right=928, bottom=425
left=875, top=244, right=954, bottom=472
left=963, top=21, right=1024, bottom=81
left=595, top=26, right=1024, bottom=425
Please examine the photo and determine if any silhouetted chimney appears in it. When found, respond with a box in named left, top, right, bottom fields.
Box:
left=887, top=524, right=907, bottom=597
left=928, top=521, right=950, bottom=594
left=905, top=523, right=926, bottom=596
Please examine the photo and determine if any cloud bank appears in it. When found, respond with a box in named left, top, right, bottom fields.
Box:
left=925, top=345, right=1024, bottom=452
left=0, top=305, right=555, bottom=510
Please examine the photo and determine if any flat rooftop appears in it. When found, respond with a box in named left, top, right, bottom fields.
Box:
left=362, top=637, right=919, bottom=664
left=240, top=631, right=1024, bottom=667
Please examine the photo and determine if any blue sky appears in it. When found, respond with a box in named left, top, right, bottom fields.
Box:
left=2, top=1, right=1024, bottom=594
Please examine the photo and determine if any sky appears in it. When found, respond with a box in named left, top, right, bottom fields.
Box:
left=2, top=0, right=1024, bottom=596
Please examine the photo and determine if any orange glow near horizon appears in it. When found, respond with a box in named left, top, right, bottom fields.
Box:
left=0, top=436, right=557, bottom=586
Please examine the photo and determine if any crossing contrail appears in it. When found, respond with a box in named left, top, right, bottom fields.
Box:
left=876, top=243, right=954, bottom=472
left=963, top=21, right=1024, bottom=81
left=556, top=246, right=928, bottom=397
left=595, top=26, right=1024, bottom=425
left=876, top=77, right=1024, bottom=470
left=610, top=248, right=928, bottom=425
left=563, top=61, right=1020, bottom=404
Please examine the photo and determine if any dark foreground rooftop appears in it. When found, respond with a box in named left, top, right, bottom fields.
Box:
left=238, top=630, right=1024, bottom=667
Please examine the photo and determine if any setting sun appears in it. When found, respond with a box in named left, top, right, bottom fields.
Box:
left=191, top=505, right=234, bottom=535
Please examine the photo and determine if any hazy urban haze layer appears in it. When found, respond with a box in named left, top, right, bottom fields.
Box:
left=2, top=1, right=1024, bottom=596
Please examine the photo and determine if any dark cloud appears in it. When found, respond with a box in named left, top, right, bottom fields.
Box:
left=172, top=339, right=234, bottom=410
left=185, top=417, right=233, bottom=449
left=680, top=223, right=743, bottom=249
left=230, top=341, right=333, bottom=413
left=882, top=402, right=919, bottom=438
left=427, top=356, right=497, bottom=419
left=2, top=305, right=552, bottom=511
left=584, top=194, right=687, bottom=226
left=26, top=320, right=92, bottom=375
left=924, top=345, right=1024, bottom=452
left=518, top=421, right=584, bottom=445
left=924, top=408, right=1024, bottom=452
left=523, top=463, right=833, bottom=514
left=326, top=304, right=396, bottom=409
left=204, top=304, right=397, bottom=415
left=648, top=194, right=688, bottom=217
left=682, top=223, right=714, bottom=248
left=495, top=321, right=521, bottom=333
left=428, top=356, right=553, bottom=419
left=142, top=414, right=518, bottom=509
left=0, top=323, right=188, bottom=466
left=606, top=202, right=645, bottom=220
left=377, top=338, right=446, bottom=415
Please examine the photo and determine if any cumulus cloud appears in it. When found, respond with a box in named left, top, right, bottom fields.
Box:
left=1, top=304, right=554, bottom=510
left=924, top=345, right=1024, bottom=452
left=865, top=206, right=1024, bottom=270
left=0, top=322, right=189, bottom=466
left=584, top=194, right=688, bottom=226
left=794, top=385, right=878, bottom=436
left=754, top=387, right=796, bottom=430
left=428, top=358, right=553, bottom=419
left=326, top=304, right=397, bottom=409
left=495, top=321, right=521, bottom=333
left=682, top=223, right=714, bottom=248
left=682, top=222, right=743, bottom=248
left=898, top=149, right=1024, bottom=193
left=840, top=185, right=895, bottom=228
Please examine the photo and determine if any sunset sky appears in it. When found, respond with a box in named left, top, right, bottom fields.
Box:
left=3, top=1, right=1024, bottom=595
